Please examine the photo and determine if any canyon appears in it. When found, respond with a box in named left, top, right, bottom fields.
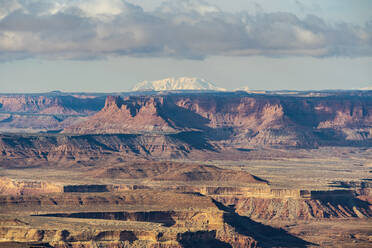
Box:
left=1, top=91, right=371, bottom=148
left=0, top=90, right=371, bottom=247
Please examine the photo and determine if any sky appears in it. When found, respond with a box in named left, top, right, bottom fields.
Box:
left=0, top=0, right=371, bottom=92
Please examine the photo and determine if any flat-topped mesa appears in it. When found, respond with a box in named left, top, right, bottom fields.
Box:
left=0, top=95, right=105, bottom=115
left=0, top=95, right=56, bottom=112
left=88, top=162, right=268, bottom=185
left=0, top=177, right=63, bottom=195
left=213, top=188, right=372, bottom=220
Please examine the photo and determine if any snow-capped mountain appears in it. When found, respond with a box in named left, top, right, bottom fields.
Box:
left=132, top=77, right=226, bottom=91
left=359, top=86, right=372, bottom=90
left=235, top=86, right=250, bottom=92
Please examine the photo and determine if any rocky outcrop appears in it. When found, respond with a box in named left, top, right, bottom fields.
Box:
left=213, top=188, right=372, bottom=220
left=63, top=93, right=372, bottom=148
left=0, top=177, right=63, bottom=195
left=0, top=226, right=259, bottom=248
left=64, top=96, right=177, bottom=134
left=1, top=91, right=372, bottom=147
left=0, top=188, right=317, bottom=248
left=0, top=190, right=265, bottom=248
left=89, top=161, right=267, bottom=184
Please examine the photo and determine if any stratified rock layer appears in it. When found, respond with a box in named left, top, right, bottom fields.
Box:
left=64, top=93, right=372, bottom=148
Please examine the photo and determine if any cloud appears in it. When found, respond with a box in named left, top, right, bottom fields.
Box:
left=0, top=0, right=371, bottom=61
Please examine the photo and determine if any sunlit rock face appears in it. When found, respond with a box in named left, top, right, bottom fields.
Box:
left=63, top=93, right=372, bottom=148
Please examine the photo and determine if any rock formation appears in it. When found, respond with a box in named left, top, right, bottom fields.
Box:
left=88, top=161, right=268, bottom=184
left=64, top=96, right=177, bottom=134
left=0, top=94, right=104, bottom=114
left=0, top=94, right=105, bottom=132
left=64, top=93, right=372, bottom=148
left=0, top=177, right=63, bottom=195
left=1, top=90, right=371, bottom=248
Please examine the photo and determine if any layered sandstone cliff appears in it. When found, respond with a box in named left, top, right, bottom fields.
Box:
left=2, top=92, right=372, bottom=147
left=0, top=94, right=104, bottom=115
left=0, top=94, right=105, bottom=132
left=88, top=161, right=267, bottom=184
left=64, top=93, right=372, bottom=148
left=64, top=96, right=177, bottom=134
left=0, top=190, right=264, bottom=248
left=0, top=177, right=63, bottom=195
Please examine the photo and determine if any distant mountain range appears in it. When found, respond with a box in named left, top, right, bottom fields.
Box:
left=359, top=86, right=372, bottom=90
left=131, top=77, right=372, bottom=93
left=132, top=77, right=226, bottom=91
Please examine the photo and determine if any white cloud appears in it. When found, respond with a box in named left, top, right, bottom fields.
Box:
left=0, top=31, right=23, bottom=50
left=72, top=0, right=126, bottom=20
left=0, top=0, right=22, bottom=20
left=157, top=0, right=219, bottom=15
left=0, top=0, right=371, bottom=61
left=294, top=27, right=324, bottom=46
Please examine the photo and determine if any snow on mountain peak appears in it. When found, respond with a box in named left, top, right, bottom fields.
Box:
left=359, top=86, right=372, bottom=90
left=235, top=86, right=250, bottom=92
left=132, top=77, right=226, bottom=91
